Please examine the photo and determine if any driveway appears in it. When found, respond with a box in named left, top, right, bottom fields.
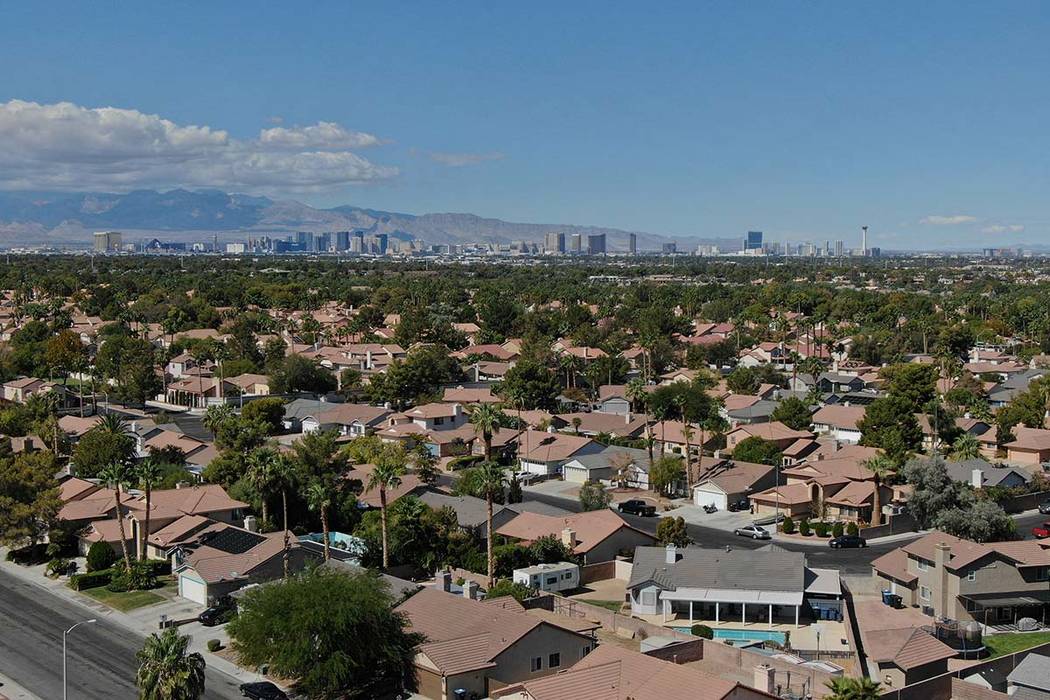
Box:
left=523, top=479, right=580, bottom=499
left=668, top=504, right=764, bottom=533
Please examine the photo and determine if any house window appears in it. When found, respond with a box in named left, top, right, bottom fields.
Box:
left=920, top=585, right=931, bottom=601
left=531, top=657, right=542, bottom=672
left=548, top=653, right=561, bottom=669
left=641, top=590, right=657, bottom=606
left=433, top=417, right=445, bottom=425
left=917, top=559, right=929, bottom=572
left=1036, top=568, right=1049, bottom=582
left=966, top=570, right=976, bottom=582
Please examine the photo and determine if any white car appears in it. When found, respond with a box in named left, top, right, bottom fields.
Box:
left=734, top=525, right=771, bottom=540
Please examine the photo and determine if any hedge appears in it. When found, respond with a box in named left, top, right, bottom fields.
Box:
left=781, top=516, right=795, bottom=535
left=70, top=568, right=115, bottom=591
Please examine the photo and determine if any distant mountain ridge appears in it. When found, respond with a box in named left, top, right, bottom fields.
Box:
left=0, top=188, right=730, bottom=250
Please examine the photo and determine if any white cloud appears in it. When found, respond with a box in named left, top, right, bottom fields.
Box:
left=981, top=224, right=1025, bottom=234
left=259, top=121, right=382, bottom=150
left=919, top=215, right=977, bottom=226
left=0, top=99, right=397, bottom=192
left=429, top=151, right=505, bottom=167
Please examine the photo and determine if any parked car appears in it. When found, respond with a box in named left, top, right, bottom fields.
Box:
left=828, top=535, right=867, bottom=549
left=240, top=682, right=288, bottom=700
left=1032, top=521, right=1050, bottom=539
left=1038, top=500, right=1050, bottom=515
left=734, top=525, right=771, bottom=540
left=727, top=498, right=750, bottom=512
left=199, top=597, right=236, bottom=627
left=617, top=499, right=656, bottom=517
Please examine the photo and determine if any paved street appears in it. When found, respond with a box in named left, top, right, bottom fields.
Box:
left=0, top=568, right=245, bottom=700
left=521, top=489, right=1050, bottom=574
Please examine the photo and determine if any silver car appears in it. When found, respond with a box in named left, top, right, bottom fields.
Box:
left=734, top=525, right=771, bottom=540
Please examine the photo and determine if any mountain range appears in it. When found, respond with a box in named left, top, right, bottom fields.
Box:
left=0, top=189, right=733, bottom=251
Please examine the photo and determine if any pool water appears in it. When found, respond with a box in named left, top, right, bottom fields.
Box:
left=673, top=627, right=787, bottom=644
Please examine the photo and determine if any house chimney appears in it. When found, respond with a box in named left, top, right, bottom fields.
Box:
left=665, top=544, right=677, bottom=564
left=971, top=469, right=984, bottom=489
left=753, top=665, right=776, bottom=695
left=561, top=528, right=576, bottom=548
left=437, top=570, right=451, bottom=593
left=463, top=581, right=480, bottom=600
left=934, top=542, right=952, bottom=617
left=547, top=424, right=557, bottom=434
left=243, top=515, right=258, bottom=533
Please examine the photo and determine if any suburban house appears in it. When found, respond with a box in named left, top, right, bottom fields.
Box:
left=492, top=643, right=778, bottom=700
left=516, top=430, right=605, bottom=476
left=1003, top=427, right=1050, bottom=466
left=396, top=586, right=597, bottom=700
left=441, top=386, right=498, bottom=404
left=495, top=509, right=656, bottom=564
left=810, top=405, right=866, bottom=444
left=224, top=373, right=271, bottom=396
left=555, top=411, right=647, bottom=439
left=562, top=445, right=648, bottom=485
left=352, top=462, right=426, bottom=509
left=943, top=459, right=1030, bottom=489
left=691, top=457, right=778, bottom=510
left=851, top=599, right=956, bottom=690
left=2, top=376, right=53, bottom=403
left=871, top=531, right=1050, bottom=625
left=393, top=402, right=469, bottom=432
left=721, top=394, right=779, bottom=428
left=725, top=422, right=814, bottom=453
left=301, top=402, right=391, bottom=436
left=627, top=545, right=842, bottom=627
left=595, top=384, right=632, bottom=415
left=1006, top=653, right=1050, bottom=700
left=172, top=523, right=317, bottom=604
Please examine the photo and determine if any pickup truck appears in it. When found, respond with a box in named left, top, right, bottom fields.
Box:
left=1032, top=521, right=1050, bottom=539
left=617, top=499, right=656, bottom=517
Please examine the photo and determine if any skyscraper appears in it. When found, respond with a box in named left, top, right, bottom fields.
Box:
left=335, top=230, right=350, bottom=251
left=377, top=233, right=389, bottom=254
left=586, top=233, right=606, bottom=255
left=745, top=231, right=763, bottom=251
left=544, top=231, right=565, bottom=253
left=93, top=231, right=122, bottom=253
left=628, top=232, right=637, bottom=254
left=861, top=226, right=868, bottom=256
left=570, top=233, right=582, bottom=253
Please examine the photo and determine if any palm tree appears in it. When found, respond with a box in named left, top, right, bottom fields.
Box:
left=367, top=453, right=405, bottom=570
left=468, top=403, right=506, bottom=461
left=99, top=461, right=134, bottom=571
left=136, top=458, right=163, bottom=560
left=305, top=478, right=335, bottom=562
left=246, top=447, right=279, bottom=527
left=951, top=433, right=981, bottom=461
left=864, top=453, right=896, bottom=527
left=201, top=404, right=234, bottom=437
left=135, top=627, right=206, bottom=700
left=681, top=423, right=695, bottom=492
left=475, top=460, right=507, bottom=589
left=824, top=677, right=881, bottom=700
left=270, top=453, right=297, bottom=579
left=627, top=379, right=654, bottom=471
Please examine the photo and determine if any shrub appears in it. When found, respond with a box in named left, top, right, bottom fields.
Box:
left=798, top=519, right=811, bottom=537
left=46, top=558, right=73, bottom=578
left=140, top=559, right=172, bottom=577
left=813, top=522, right=828, bottom=538
left=691, top=624, right=714, bottom=639
left=86, top=541, right=117, bottom=572
left=6, top=543, right=49, bottom=565
left=69, top=568, right=114, bottom=591
left=846, top=521, right=859, bottom=536
left=106, top=563, right=157, bottom=592
left=781, top=516, right=795, bottom=535
left=207, top=639, right=223, bottom=652
left=832, top=522, right=844, bottom=538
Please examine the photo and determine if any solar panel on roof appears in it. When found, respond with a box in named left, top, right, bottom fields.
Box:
left=202, top=528, right=266, bottom=554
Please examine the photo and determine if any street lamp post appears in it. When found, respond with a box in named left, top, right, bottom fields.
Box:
left=63, top=618, right=97, bottom=700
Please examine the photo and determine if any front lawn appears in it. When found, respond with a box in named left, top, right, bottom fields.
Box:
left=984, top=631, right=1050, bottom=658
left=83, top=586, right=165, bottom=612
left=583, top=600, right=625, bottom=612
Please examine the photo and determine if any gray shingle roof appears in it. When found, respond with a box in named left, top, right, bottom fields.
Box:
left=627, top=546, right=806, bottom=593
left=1008, top=653, right=1050, bottom=692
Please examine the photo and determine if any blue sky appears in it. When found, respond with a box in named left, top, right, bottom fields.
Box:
left=1, top=1, right=1048, bottom=249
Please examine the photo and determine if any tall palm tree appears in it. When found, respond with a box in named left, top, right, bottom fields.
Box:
left=246, top=446, right=279, bottom=526
left=475, top=460, right=507, bottom=589
left=864, top=453, right=896, bottom=527
left=627, top=379, right=654, bottom=471
left=468, top=403, right=506, bottom=461
left=135, top=627, right=206, bottom=700
left=367, top=454, right=405, bottom=570
left=136, top=458, right=163, bottom=560
left=99, top=461, right=134, bottom=571
left=269, top=453, right=297, bottom=579
left=824, top=677, right=881, bottom=700
left=305, top=478, right=334, bottom=562
left=681, top=423, right=695, bottom=492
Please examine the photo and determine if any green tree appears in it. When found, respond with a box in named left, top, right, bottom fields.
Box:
left=900, top=456, right=961, bottom=529
left=656, top=516, right=691, bottom=547
left=578, top=480, right=611, bottom=511
left=858, top=397, right=923, bottom=465
left=863, top=453, right=895, bottom=527
left=270, top=354, right=337, bottom=394
left=881, top=363, right=939, bottom=411
left=86, top=539, right=117, bottom=572
left=950, top=433, right=981, bottom=461
left=650, top=456, right=684, bottom=496
left=770, top=396, right=813, bottom=431
left=306, top=478, right=336, bottom=562
left=135, top=628, right=206, bottom=700
left=135, top=458, right=163, bottom=560
left=73, top=419, right=135, bottom=478
left=497, top=359, right=561, bottom=411
left=726, top=366, right=759, bottom=394
left=0, top=450, right=61, bottom=547
left=228, top=567, right=423, bottom=699
left=367, top=448, right=406, bottom=569
left=241, top=397, right=286, bottom=434
left=366, top=345, right=462, bottom=409
left=99, top=460, right=134, bottom=572
left=732, top=436, right=783, bottom=466
left=825, top=677, right=882, bottom=700
left=487, top=578, right=533, bottom=602
left=474, top=461, right=507, bottom=588
left=468, top=403, right=507, bottom=460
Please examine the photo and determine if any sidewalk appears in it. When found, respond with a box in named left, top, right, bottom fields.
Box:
left=772, top=529, right=930, bottom=547
left=0, top=553, right=266, bottom=688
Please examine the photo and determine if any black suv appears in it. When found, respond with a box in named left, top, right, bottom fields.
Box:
left=199, top=596, right=236, bottom=627
left=828, top=535, right=867, bottom=549
left=617, top=499, right=656, bottom=517
left=240, top=682, right=288, bottom=700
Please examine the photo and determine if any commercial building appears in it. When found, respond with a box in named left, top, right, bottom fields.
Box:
left=569, top=233, right=582, bottom=253
left=544, top=231, right=565, bottom=254
left=586, top=233, right=606, bottom=255
left=746, top=231, right=763, bottom=251
left=628, top=232, right=637, bottom=254
left=93, top=231, right=122, bottom=253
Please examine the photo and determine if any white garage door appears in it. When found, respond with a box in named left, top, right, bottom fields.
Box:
left=563, top=466, right=587, bottom=484
left=179, top=574, right=208, bottom=605
left=693, top=487, right=727, bottom=510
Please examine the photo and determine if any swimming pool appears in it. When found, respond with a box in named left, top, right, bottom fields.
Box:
left=673, top=627, right=787, bottom=644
